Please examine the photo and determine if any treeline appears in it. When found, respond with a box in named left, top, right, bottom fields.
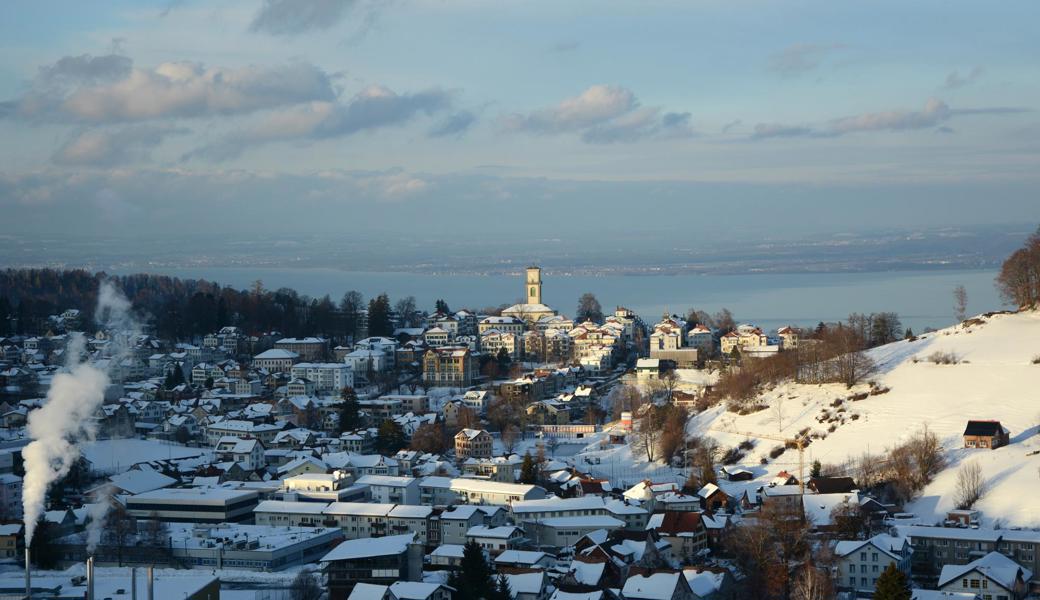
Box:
left=715, top=312, right=903, bottom=406
left=0, top=268, right=405, bottom=341
left=997, top=225, right=1040, bottom=308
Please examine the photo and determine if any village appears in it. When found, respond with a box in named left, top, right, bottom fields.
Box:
left=0, top=262, right=1037, bottom=600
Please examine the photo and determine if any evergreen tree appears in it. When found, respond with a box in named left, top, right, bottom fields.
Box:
left=496, top=347, right=512, bottom=377
left=519, top=452, right=537, bottom=484
left=338, top=386, right=362, bottom=433
left=873, top=563, right=911, bottom=600
left=450, top=540, right=494, bottom=600
left=435, top=299, right=451, bottom=314
left=810, top=460, right=822, bottom=478
left=368, top=293, right=394, bottom=337
left=491, top=574, right=512, bottom=600
left=376, top=419, right=406, bottom=454
left=904, top=327, right=915, bottom=340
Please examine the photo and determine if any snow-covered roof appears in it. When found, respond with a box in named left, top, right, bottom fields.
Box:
left=321, top=533, right=416, bottom=561
left=107, top=470, right=177, bottom=495
left=348, top=583, right=388, bottom=600
left=621, top=573, right=682, bottom=600
left=938, top=551, right=1032, bottom=590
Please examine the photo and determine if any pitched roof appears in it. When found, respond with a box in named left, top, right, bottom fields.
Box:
left=321, top=533, right=416, bottom=562
left=938, top=551, right=1030, bottom=590
left=963, top=420, right=1005, bottom=436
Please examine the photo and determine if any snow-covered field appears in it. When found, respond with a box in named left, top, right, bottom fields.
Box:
left=691, top=310, right=1040, bottom=527
left=574, top=310, right=1040, bottom=527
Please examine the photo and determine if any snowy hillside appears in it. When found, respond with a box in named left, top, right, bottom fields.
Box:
left=683, top=310, right=1040, bottom=527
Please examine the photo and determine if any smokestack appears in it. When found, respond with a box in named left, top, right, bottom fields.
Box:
left=147, top=566, right=154, bottom=600
left=86, top=556, right=94, bottom=600
left=130, top=568, right=137, bottom=600
left=24, top=547, right=30, bottom=600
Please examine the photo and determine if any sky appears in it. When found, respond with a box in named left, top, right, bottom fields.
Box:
left=0, top=0, right=1038, bottom=241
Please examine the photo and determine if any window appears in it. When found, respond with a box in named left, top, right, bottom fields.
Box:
left=872, top=552, right=879, bottom=561
left=970, top=579, right=980, bottom=589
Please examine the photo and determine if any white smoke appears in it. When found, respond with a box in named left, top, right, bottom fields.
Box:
left=85, top=484, right=114, bottom=554
left=21, top=281, right=135, bottom=545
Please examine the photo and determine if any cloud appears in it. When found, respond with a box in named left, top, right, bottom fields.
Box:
left=751, top=123, right=816, bottom=140
left=250, top=0, right=386, bottom=36
left=721, top=119, right=742, bottom=133
left=828, top=98, right=951, bottom=133
left=767, top=43, right=843, bottom=77
left=186, top=86, right=453, bottom=160
left=504, top=85, right=695, bottom=144
left=52, top=125, right=187, bottom=166
left=428, top=110, right=476, bottom=138
left=4, top=56, right=335, bottom=123
left=943, top=66, right=984, bottom=90
left=749, top=98, right=1030, bottom=141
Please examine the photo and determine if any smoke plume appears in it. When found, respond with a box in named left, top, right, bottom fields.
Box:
left=21, top=281, right=135, bottom=544
left=85, top=485, right=114, bottom=554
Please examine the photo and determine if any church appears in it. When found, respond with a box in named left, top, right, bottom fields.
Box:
left=501, top=266, right=559, bottom=324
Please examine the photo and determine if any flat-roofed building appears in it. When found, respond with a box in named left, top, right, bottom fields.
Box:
left=126, top=487, right=259, bottom=522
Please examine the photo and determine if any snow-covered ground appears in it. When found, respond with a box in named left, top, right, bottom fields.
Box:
left=569, top=311, right=1040, bottom=527
left=685, top=310, right=1040, bottom=527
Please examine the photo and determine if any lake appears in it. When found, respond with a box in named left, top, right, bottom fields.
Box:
left=111, top=266, right=1005, bottom=333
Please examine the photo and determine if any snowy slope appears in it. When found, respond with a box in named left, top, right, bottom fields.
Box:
left=682, top=310, right=1040, bottom=527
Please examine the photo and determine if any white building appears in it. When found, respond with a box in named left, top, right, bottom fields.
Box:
left=355, top=475, right=421, bottom=505
left=290, top=363, right=353, bottom=394
left=835, top=533, right=913, bottom=595
left=253, top=348, right=299, bottom=372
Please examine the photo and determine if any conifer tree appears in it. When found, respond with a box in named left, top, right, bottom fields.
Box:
left=873, top=563, right=911, bottom=600
left=519, top=451, right=537, bottom=484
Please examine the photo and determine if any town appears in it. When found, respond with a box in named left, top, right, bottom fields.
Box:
left=1, top=230, right=1040, bottom=600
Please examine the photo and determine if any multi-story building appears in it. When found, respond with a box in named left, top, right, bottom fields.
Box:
left=479, top=316, right=525, bottom=336
left=274, top=337, right=329, bottom=361
left=0, top=474, right=22, bottom=519
left=454, top=428, right=493, bottom=459
left=422, top=347, right=478, bottom=387
left=480, top=330, right=521, bottom=360
left=321, top=533, right=423, bottom=600
left=290, top=363, right=353, bottom=394
left=126, top=488, right=259, bottom=522
left=355, top=475, right=421, bottom=505
left=253, top=349, right=299, bottom=372
left=835, top=534, right=913, bottom=595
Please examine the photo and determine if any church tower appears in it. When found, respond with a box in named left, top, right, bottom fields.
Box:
left=525, top=266, right=542, bottom=305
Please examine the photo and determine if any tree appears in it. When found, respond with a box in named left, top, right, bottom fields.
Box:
left=435, top=299, right=451, bottom=314
left=995, top=226, right=1040, bottom=308
left=394, top=295, right=418, bottom=328
left=724, top=503, right=811, bottom=600
left=955, top=461, right=986, bottom=509
left=376, top=420, right=406, bottom=454
left=338, top=387, right=362, bottom=433
left=29, top=520, right=61, bottom=569
left=495, top=347, right=512, bottom=377
left=103, top=504, right=137, bottom=566
left=163, top=367, right=184, bottom=390
left=519, top=451, right=538, bottom=484
left=953, top=284, right=968, bottom=322
left=791, top=563, right=834, bottom=600
left=141, top=514, right=170, bottom=547
left=904, top=327, right=914, bottom=340
left=501, top=425, right=519, bottom=454
left=491, top=574, right=512, bottom=600
left=367, top=293, right=394, bottom=337
left=290, top=571, right=322, bottom=600
left=174, top=425, right=191, bottom=444
left=449, top=539, right=494, bottom=600
left=576, top=292, right=603, bottom=323
left=810, top=460, right=822, bottom=478
left=873, top=563, right=911, bottom=600
left=340, top=290, right=364, bottom=340
left=635, top=405, right=661, bottom=462
left=713, top=308, right=736, bottom=334
left=411, top=422, right=446, bottom=454
left=203, top=376, right=214, bottom=389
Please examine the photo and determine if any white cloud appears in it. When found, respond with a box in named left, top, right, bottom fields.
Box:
left=767, top=43, right=843, bottom=77
left=52, top=125, right=187, bottom=166
left=504, top=85, right=695, bottom=144
left=943, top=66, right=985, bottom=90
left=4, top=56, right=335, bottom=123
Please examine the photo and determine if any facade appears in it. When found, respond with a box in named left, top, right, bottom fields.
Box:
left=963, top=420, right=1010, bottom=449
left=835, top=534, right=913, bottom=595
left=454, top=428, right=494, bottom=459
left=422, top=347, right=478, bottom=387
left=253, top=349, right=299, bottom=372
left=321, top=533, right=423, bottom=600
left=275, top=337, right=329, bottom=361
left=126, top=488, right=259, bottom=522
left=290, top=363, right=353, bottom=394
left=355, top=475, right=421, bottom=505
left=938, top=552, right=1031, bottom=600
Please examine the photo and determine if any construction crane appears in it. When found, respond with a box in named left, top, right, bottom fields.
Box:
left=708, top=426, right=811, bottom=496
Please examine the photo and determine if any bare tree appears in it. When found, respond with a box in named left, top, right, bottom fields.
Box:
left=576, top=292, right=604, bottom=323
left=953, top=285, right=968, bottom=322
left=290, top=570, right=322, bottom=600
left=790, top=563, right=834, bottom=600
left=773, top=397, right=785, bottom=433
left=501, top=425, right=519, bottom=454
left=635, top=405, right=661, bottom=462
left=955, top=461, right=986, bottom=509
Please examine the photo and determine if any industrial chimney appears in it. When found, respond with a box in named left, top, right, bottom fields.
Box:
left=24, top=547, right=30, bottom=600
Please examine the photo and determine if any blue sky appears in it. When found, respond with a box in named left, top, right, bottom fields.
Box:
left=0, top=0, right=1038, bottom=238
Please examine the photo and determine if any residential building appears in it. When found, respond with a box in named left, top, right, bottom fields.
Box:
left=321, top=533, right=423, bottom=600
left=355, top=475, right=421, bottom=505
left=835, top=533, right=913, bottom=595
left=422, top=347, right=478, bottom=387
left=291, top=363, right=354, bottom=394
left=455, top=428, right=493, bottom=459
left=275, top=337, right=329, bottom=361
left=253, top=349, right=299, bottom=372
left=963, top=420, right=1010, bottom=449
left=939, top=552, right=1031, bottom=600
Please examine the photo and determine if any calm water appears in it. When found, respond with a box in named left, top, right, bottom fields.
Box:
left=113, top=266, right=1004, bottom=333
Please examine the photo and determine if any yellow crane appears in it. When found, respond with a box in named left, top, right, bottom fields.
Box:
left=708, top=426, right=811, bottom=496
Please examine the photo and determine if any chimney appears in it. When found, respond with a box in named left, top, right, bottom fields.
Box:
left=130, top=568, right=137, bottom=600
left=86, top=556, right=94, bottom=600
left=147, top=566, right=154, bottom=600
left=24, top=547, right=30, bottom=600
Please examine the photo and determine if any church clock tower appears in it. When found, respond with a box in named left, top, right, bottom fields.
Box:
left=525, top=266, right=542, bottom=305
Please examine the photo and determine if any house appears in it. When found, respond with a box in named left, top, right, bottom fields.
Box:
left=938, top=551, right=1031, bottom=600
left=455, top=429, right=494, bottom=459
left=721, top=466, right=753, bottom=482
left=835, top=533, right=913, bottom=595
left=355, top=475, right=420, bottom=505
left=422, top=347, right=478, bottom=387
left=274, top=337, right=329, bottom=361
left=681, top=568, right=734, bottom=600
left=253, top=349, right=299, bottom=372
left=430, top=544, right=467, bottom=569
left=495, top=550, right=556, bottom=571
left=697, top=484, right=729, bottom=513
left=214, top=436, right=266, bottom=471
left=807, top=476, right=857, bottom=494
left=646, top=511, right=708, bottom=564
left=321, top=533, right=423, bottom=600
left=963, top=421, right=1010, bottom=450
left=466, top=525, right=525, bottom=556
left=621, top=572, right=697, bottom=600
left=533, top=516, right=626, bottom=549
left=0, top=473, right=23, bottom=518
left=504, top=572, right=550, bottom=600
left=0, top=524, right=22, bottom=560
